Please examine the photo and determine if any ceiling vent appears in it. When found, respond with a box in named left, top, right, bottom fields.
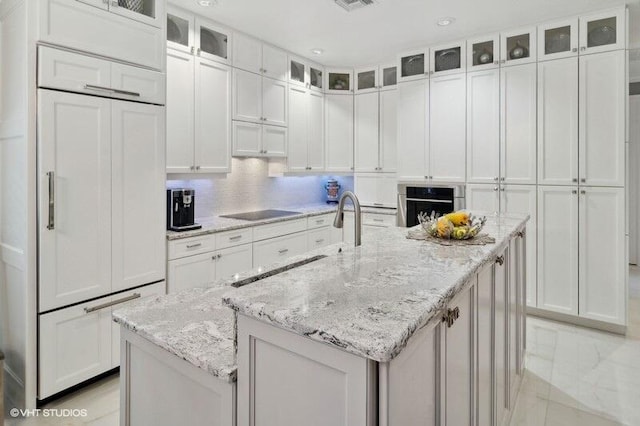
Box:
left=334, top=0, right=378, bottom=12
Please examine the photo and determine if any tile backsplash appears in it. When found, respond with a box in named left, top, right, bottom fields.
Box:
left=167, top=158, right=354, bottom=219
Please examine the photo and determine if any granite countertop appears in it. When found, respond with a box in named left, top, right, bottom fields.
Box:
left=223, top=214, right=528, bottom=363
left=167, top=203, right=398, bottom=241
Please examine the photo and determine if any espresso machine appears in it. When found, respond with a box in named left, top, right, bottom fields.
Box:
left=166, top=189, right=202, bottom=231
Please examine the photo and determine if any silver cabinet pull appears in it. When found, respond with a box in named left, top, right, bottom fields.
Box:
left=572, top=178, right=578, bottom=182
left=494, top=186, right=499, bottom=191
left=278, top=248, right=289, bottom=254
left=580, top=178, right=586, bottom=183
left=315, top=219, right=324, bottom=224
left=191, top=46, right=195, bottom=54
left=47, top=171, right=55, bottom=230
left=84, top=293, right=140, bottom=313
left=186, top=243, right=202, bottom=249
left=373, top=203, right=383, bottom=206
left=572, top=48, right=578, bottom=53
left=580, top=190, right=586, bottom=195
left=494, top=177, right=499, bottom=181
left=572, top=189, right=578, bottom=194
left=315, top=239, right=325, bottom=243
left=197, top=48, right=201, bottom=56
left=84, top=84, right=140, bottom=97
left=195, top=166, right=201, bottom=170
left=580, top=47, right=586, bottom=51
left=373, top=218, right=384, bottom=222
left=229, top=235, right=243, bottom=241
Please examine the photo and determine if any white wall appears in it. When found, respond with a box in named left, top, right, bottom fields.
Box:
left=167, top=158, right=354, bottom=219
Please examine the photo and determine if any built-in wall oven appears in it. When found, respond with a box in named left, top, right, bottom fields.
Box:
left=398, top=184, right=465, bottom=227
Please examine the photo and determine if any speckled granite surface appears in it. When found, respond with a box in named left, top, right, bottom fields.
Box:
left=167, top=203, right=397, bottom=241
left=223, top=214, right=528, bottom=363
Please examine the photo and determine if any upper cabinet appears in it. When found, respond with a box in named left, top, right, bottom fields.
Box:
left=579, top=9, right=626, bottom=55
left=467, top=34, right=500, bottom=71
left=355, top=63, right=398, bottom=94
left=233, top=32, right=288, bottom=81
left=325, top=68, right=354, bottom=93
left=430, top=41, right=466, bottom=76
left=167, top=8, right=194, bottom=54
left=501, top=27, right=537, bottom=66
left=538, top=19, right=578, bottom=61
left=106, top=0, right=163, bottom=27
left=398, top=48, right=429, bottom=82
left=289, top=57, right=324, bottom=91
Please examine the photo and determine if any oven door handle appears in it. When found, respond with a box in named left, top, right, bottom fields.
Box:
left=398, top=193, right=407, bottom=227
left=405, top=198, right=453, bottom=204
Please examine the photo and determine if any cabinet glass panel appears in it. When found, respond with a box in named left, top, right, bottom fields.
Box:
left=506, top=33, right=531, bottom=61
left=434, top=47, right=461, bottom=72
left=200, top=26, right=228, bottom=59
left=587, top=17, right=617, bottom=48
left=290, top=60, right=305, bottom=83
left=328, top=72, right=350, bottom=91
left=545, top=25, right=572, bottom=54
left=400, top=54, right=425, bottom=78
left=310, top=67, right=323, bottom=89
left=118, top=0, right=156, bottom=19
left=357, top=70, right=376, bottom=90
left=167, top=14, right=189, bottom=47
left=472, top=40, right=495, bottom=66
left=382, top=66, right=397, bottom=87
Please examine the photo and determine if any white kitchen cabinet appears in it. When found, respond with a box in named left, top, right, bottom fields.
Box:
left=379, top=89, right=398, bottom=171
left=537, top=18, right=579, bottom=61
left=355, top=63, right=397, bottom=94
left=232, top=31, right=262, bottom=74
left=261, top=44, right=289, bottom=82
left=195, top=17, right=232, bottom=65
left=476, top=266, right=493, bottom=426
left=430, top=40, right=466, bottom=76
left=494, top=247, right=508, bottom=426
left=467, top=68, right=500, bottom=184
left=467, top=34, right=500, bottom=71
left=308, top=91, right=325, bottom=169
left=466, top=184, right=500, bottom=213
left=289, top=56, right=324, bottom=90
left=287, top=86, right=324, bottom=171
left=501, top=63, right=537, bottom=185
left=262, top=77, right=288, bottom=126
left=429, top=74, right=466, bottom=183
left=398, top=48, right=429, bottom=82
left=233, top=121, right=262, bottom=156
left=253, top=232, right=308, bottom=267
left=354, top=88, right=397, bottom=173
left=167, top=252, right=217, bottom=294
left=579, top=8, right=626, bottom=55
left=166, top=7, right=194, bottom=54
left=397, top=79, right=429, bottom=180
left=38, top=90, right=113, bottom=312
left=325, top=68, right=354, bottom=93
left=355, top=173, right=398, bottom=208
left=261, top=125, right=287, bottom=157
left=307, top=227, right=333, bottom=250
left=501, top=27, right=537, bottom=66
left=537, top=186, right=579, bottom=315
left=215, top=244, right=254, bottom=280
left=578, top=187, right=626, bottom=325
left=166, top=50, right=195, bottom=173
left=325, top=94, right=354, bottom=172
left=538, top=57, right=579, bottom=186
left=233, top=68, right=262, bottom=123
left=579, top=50, right=625, bottom=187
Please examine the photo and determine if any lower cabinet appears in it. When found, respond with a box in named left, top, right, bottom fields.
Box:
left=253, top=232, right=308, bottom=266
left=343, top=211, right=396, bottom=244
left=354, top=173, right=398, bottom=208
left=39, top=281, right=165, bottom=399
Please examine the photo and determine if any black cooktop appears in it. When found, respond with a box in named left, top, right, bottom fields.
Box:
left=219, top=209, right=301, bottom=221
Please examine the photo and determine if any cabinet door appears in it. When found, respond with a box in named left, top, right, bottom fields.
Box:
left=354, top=174, right=378, bottom=206
left=354, top=92, right=380, bottom=172
left=233, top=68, right=262, bottom=123
left=379, top=89, right=398, bottom=172
left=38, top=90, right=112, bottom=312
left=501, top=185, right=537, bottom=308
left=378, top=174, right=398, bottom=208
left=195, top=18, right=231, bottom=64
left=325, top=94, right=354, bottom=172
left=501, top=64, right=537, bottom=184
left=39, top=298, right=112, bottom=399
left=501, top=27, right=537, bottom=66
left=466, top=184, right=500, bottom=213
left=579, top=9, right=626, bottom=55
left=233, top=121, right=262, bottom=156
left=289, top=56, right=307, bottom=87
left=167, top=252, right=216, bottom=294
left=467, top=34, right=500, bottom=71
left=507, top=239, right=519, bottom=406
left=445, top=285, right=474, bottom=426
left=253, top=232, right=308, bottom=267
left=355, top=66, right=378, bottom=94
left=579, top=187, right=626, bottom=324
left=108, top=0, right=164, bottom=28
left=77, top=0, right=107, bottom=10
left=111, top=101, right=165, bottom=293
left=166, top=50, right=195, bottom=173
left=398, top=48, right=429, bottom=82
left=262, top=77, right=288, bottom=127
left=166, top=7, right=194, bottom=54
left=195, top=58, right=232, bottom=173
left=232, top=31, right=262, bottom=74
left=287, top=86, right=309, bottom=171
left=309, top=63, right=324, bottom=92
left=430, top=40, right=466, bottom=76
left=494, top=248, right=508, bottom=426
left=325, top=68, right=353, bottom=94
left=538, top=57, right=579, bottom=186
left=476, top=267, right=493, bottom=426
left=262, top=125, right=287, bottom=157
left=537, top=186, right=578, bottom=315
left=262, top=44, right=288, bottom=81
left=308, top=91, right=325, bottom=171
left=538, top=18, right=578, bottom=61
left=380, top=63, right=397, bottom=91
left=110, top=62, right=166, bottom=105
left=467, top=69, right=500, bottom=184
left=397, top=80, right=429, bottom=180
left=307, top=227, right=333, bottom=250
left=430, top=74, right=466, bottom=183
left=579, top=50, right=625, bottom=187
left=215, top=244, right=253, bottom=280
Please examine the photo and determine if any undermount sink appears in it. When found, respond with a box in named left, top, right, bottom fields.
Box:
left=231, top=255, right=328, bottom=288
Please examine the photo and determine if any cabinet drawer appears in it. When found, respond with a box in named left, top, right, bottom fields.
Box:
left=167, top=252, right=217, bottom=294
left=307, top=227, right=332, bottom=250
left=215, top=228, right=254, bottom=250
left=168, top=235, right=216, bottom=260
left=215, top=244, right=253, bottom=280
left=111, top=63, right=165, bottom=104
left=363, top=213, right=396, bottom=227
left=253, top=232, right=308, bottom=267
left=253, top=218, right=307, bottom=241
left=307, top=213, right=336, bottom=230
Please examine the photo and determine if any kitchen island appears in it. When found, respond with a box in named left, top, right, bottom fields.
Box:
left=114, top=213, right=528, bottom=426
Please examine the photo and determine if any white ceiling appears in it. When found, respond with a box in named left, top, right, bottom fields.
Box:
left=172, top=0, right=640, bottom=67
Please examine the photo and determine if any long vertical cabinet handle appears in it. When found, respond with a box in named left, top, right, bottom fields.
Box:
left=47, top=171, right=55, bottom=230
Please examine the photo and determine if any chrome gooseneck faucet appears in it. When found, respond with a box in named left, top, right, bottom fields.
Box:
left=333, top=191, right=362, bottom=247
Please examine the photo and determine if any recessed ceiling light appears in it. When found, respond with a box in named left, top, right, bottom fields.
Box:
left=197, top=0, right=215, bottom=6
left=311, top=48, right=324, bottom=55
left=437, top=17, right=455, bottom=26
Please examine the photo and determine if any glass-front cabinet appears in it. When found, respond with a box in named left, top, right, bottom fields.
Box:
left=289, top=57, right=307, bottom=87
left=380, top=63, right=397, bottom=91
left=501, top=27, right=537, bottom=66
left=110, top=0, right=164, bottom=28
left=430, top=41, right=466, bottom=76
left=398, top=48, right=429, bottom=82
left=579, top=9, right=625, bottom=54
left=309, top=64, right=323, bottom=91
left=467, top=34, right=500, bottom=71
left=355, top=67, right=377, bottom=93
left=538, top=19, right=578, bottom=61
left=167, top=7, right=194, bottom=53
left=325, top=68, right=353, bottom=93
left=195, top=18, right=232, bottom=64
